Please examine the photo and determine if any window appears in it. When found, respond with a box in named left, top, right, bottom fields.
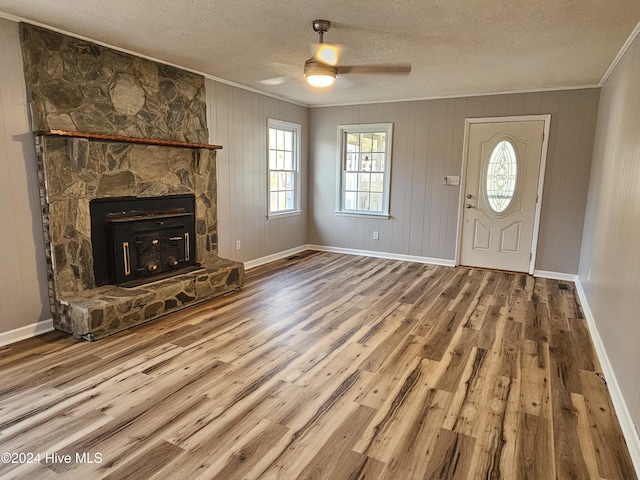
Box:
left=485, top=139, right=518, bottom=214
left=268, top=119, right=301, bottom=217
left=337, top=123, right=393, bottom=217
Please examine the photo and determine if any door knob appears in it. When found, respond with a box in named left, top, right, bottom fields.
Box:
left=466, top=193, right=473, bottom=199
left=465, top=203, right=475, bottom=209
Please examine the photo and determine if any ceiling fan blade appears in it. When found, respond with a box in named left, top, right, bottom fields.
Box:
left=337, top=64, right=412, bottom=75
left=257, top=76, right=290, bottom=86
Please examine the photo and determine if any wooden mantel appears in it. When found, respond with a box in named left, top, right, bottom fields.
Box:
left=35, top=129, right=223, bottom=151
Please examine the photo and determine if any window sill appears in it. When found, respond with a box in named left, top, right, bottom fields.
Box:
left=267, top=210, right=302, bottom=220
left=335, top=211, right=391, bottom=220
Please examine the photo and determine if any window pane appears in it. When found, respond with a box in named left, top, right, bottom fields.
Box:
left=358, top=173, right=370, bottom=191
left=276, top=130, right=285, bottom=150
left=285, top=191, right=295, bottom=210
left=277, top=171, right=286, bottom=189
left=357, top=192, right=370, bottom=210
left=270, top=192, right=278, bottom=211
left=360, top=133, right=373, bottom=152
left=345, top=172, right=358, bottom=191
left=270, top=172, right=278, bottom=191
left=346, top=153, right=359, bottom=171
left=278, top=191, right=286, bottom=211
left=285, top=172, right=294, bottom=190
left=372, top=132, right=386, bottom=152
left=347, top=133, right=359, bottom=152
left=361, top=154, right=372, bottom=172
left=276, top=151, right=284, bottom=170
left=284, top=151, right=293, bottom=170
left=269, top=128, right=276, bottom=149
left=486, top=139, right=518, bottom=213
left=284, top=131, right=293, bottom=151
left=269, top=150, right=277, bottom=170
left=370, top=173, right=384, bottom=192
left=369, top=193, right=383, bottom=212
left=371, top=153, right=385, bottom=172
left=345, top=192, right=357, bottom=210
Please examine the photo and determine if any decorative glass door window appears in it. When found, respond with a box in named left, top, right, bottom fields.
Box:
left=485, top=139, right=518, bottom=213
left=338, top=123, right=393, bottom=216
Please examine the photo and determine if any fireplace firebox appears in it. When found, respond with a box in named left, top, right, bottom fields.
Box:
left=91, top=195, right=199, bottom=287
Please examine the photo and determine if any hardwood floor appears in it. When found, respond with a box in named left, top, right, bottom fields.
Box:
left=0, top=251, right=635, bottom=479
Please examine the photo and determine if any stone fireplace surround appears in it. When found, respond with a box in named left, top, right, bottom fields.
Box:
left=20, top=24, right=244, bottom=340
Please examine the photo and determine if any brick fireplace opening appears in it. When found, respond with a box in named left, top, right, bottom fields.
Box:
left=19, top=24, right=244, bottom=340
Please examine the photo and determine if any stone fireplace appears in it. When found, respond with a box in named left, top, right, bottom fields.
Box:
left=20, top=24, right=244, bottom=340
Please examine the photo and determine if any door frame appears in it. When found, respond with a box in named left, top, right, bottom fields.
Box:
left=455, top=115, right=551, bottom=274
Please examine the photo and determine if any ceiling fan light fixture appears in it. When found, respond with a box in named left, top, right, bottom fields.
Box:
left=306, top=72, right=336, bottom=87
left=304, top=59, right=337, bottom=87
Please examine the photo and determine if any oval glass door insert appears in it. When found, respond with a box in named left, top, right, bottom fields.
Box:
left=485, top=139, right=518, bottom=213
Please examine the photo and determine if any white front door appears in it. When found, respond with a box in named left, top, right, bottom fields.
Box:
left=459, top=118, right=547, bottom=273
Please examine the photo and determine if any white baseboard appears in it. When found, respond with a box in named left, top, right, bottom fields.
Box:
left=533, top=270, right=579, bottom=281
left=243, top=245, right=310, bottom=270
left=574, top=278, right=640, bottom=476
left=0, top=318, right=54, bottom=347
left=245, top=244, right=456, bottom=270
left=306, top=244, right=456, bottom=267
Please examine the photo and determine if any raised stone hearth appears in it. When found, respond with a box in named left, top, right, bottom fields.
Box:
left=57, top=257, right=241, bottom=340
left=20, top=23, right=244, bottom=340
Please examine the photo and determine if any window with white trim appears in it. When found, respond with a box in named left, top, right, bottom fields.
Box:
left=268, top=119, right=301, bottom=217
left=337, top=123, right=393, bottom=217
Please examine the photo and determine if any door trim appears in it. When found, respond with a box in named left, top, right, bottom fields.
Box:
left=455, top=115, right=551, bottom=274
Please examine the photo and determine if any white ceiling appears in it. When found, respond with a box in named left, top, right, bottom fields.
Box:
left=1, top=0, right=639, bottom=107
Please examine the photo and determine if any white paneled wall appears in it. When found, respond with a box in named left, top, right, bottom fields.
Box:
left=0, top=18, right=50, bottom=333
left=579, top=31, right=640, bottom=433
left=309, top=89, right=600, bottom=274
left=206, top=80, right=309, bottom=262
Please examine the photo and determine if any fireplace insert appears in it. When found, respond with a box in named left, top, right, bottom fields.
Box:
left=90, top=195, right=199, bottom=287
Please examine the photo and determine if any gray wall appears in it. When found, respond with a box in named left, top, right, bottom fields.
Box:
left=0, top=19, right=51, bottom=332
left=309, top=89, right=600, bottom=273
left=206, top=79, right=309, bottom=262
left=0, top=18, right=50, bottom=332
left=579, top=32, right=640, bottom=428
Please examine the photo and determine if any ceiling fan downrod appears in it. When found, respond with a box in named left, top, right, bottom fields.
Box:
left=312, top=19, right=331, bottom=44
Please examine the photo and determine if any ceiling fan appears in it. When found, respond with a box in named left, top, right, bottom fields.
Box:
left=303, top=19, right=412, bottom=87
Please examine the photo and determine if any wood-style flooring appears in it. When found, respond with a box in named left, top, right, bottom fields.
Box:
left=0, top=251, right=636, bottom=479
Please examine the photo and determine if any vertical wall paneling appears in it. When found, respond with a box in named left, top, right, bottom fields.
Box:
left=0, top=19, right=50, bottom=332
left=579, top=31, right=640, bottom=436
left=206, top=79, right=308, bottom=263
left=309, top=88, right=600, bottom=274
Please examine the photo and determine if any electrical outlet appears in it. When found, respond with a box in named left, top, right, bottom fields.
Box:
left=236, top=240, right=241, bottom=250
left=373, top=231, right=379, bottom=240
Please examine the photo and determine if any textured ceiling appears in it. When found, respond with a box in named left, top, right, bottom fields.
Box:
left=1, top=0, right=639, bottom=107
